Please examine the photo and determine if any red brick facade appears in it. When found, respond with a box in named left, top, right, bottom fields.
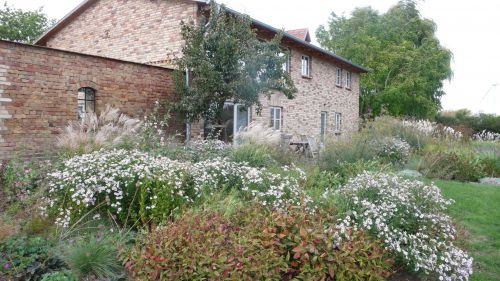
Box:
left=0, top=40, right=177, bottom=160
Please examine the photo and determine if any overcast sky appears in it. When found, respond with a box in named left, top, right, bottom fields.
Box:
left=7, top=0, right=500, bottom=114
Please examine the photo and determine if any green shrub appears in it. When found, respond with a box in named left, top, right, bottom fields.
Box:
left=124, top=206, right=394, bottom=280
left=64, top=236, right=123, bottom=280
left=41, top=270, right=77, bottom=281
left=418, top=150, right=486, bottom=182
left=0, top=236, right=67, bottom=280
left=480, top=155, right=500, bottom=177
left=230, top=143, right=277, bottom=168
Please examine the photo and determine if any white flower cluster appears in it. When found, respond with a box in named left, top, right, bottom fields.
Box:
left=191, top=158, right=309, bottom=209
left=402, top=120, right=463, bottom=140
left=43, top=149, right=309, bottom=227
left=332, top=172, right=473, bottom=281
left=378, top=137, right=411, bottom=163
left=473, top=130, right=500, bottom=142
left=189, top=139, right=232, bottom=152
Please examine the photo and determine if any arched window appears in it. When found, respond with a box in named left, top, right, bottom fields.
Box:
left=77, top=87, right=96, bottom=119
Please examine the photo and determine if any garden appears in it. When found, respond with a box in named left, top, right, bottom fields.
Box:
left=0, top=107, right=499, bottom=281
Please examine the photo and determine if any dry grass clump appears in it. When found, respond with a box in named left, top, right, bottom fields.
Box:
left=0, top=216, right=18, bottom=242
left=236, top=122, right=281, bottom=146
left=57, top=106, right=143, bottom=154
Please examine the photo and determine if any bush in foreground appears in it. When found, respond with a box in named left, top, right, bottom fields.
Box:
left=124, top=206, right=393, bottom=280
left=332, top=172, right=473, bottom=281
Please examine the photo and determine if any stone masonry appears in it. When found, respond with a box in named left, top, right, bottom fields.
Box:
left=0, top=40, right=178, bottom=160
left=42, top=0, right=199, bottom=68
left=35, top=0, right=365, bottom=143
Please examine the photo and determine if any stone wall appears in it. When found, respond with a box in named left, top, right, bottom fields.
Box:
left=42, top=0, right=199, bottom=68
left=0, top=40, right=178, bottom=160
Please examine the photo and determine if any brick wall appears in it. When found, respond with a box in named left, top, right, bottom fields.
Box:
left=0, top=40, right=178, bottom=160
left=43, top=0, right=199, bottom=68
left=252, top=47, right=360, bottom=141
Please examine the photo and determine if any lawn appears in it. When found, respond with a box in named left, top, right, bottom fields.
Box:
left=435, top=180, right=500, bottom=281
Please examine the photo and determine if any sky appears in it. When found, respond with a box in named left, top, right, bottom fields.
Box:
left=7, top=0, right=500, bottom=114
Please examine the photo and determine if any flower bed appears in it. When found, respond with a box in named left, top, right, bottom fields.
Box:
left=42, top=149, right=310, bottom=227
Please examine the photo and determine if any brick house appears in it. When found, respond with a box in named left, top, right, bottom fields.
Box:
left=0, top=0, right=367, bottom=159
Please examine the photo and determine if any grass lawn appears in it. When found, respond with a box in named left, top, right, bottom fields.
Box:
left=434, top=180, right=500, bottom=281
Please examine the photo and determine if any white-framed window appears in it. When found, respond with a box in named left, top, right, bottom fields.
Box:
left=345, top=71, right=352, bottom=89
left=301, top=55, right=311, bottom=77
left=334, top=112, right=342, bottom=132
left=335, top=68, right=343, bottom=86
left=270, top=107, right=282, bottom=130
left=320, top=111, right=328, bottom=141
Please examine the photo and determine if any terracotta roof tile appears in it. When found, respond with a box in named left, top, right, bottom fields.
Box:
left=286, top=28, right=311, bottom=42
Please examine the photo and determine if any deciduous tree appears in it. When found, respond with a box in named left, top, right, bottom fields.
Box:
left=174, top=1, right=296, bottom=126
left=317, top=0, right=452, bottom=118
left=0, top=2, right=54, bottom=43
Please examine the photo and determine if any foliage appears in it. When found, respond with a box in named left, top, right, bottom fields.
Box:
left=230, top=143, right=277, bottom=168
left=316, top=0, right=452, bottom=118
left=377, top=137, right=411, bottom=164
left=64, top=236, right=123, bottom=280
left=43, top=149, right=310, bottom=228
left=418, top=150, right=487, bottom=182
left=41, top=270, right=77, bottom=281
left=0, top=158, right=51, bottom=217
left=153, top=139, right=232, bottom=162
left=332, top=173, right=473, bottom=281
left=0, top=215, right=18, bottom=243
left=267, top=207, right=394, bottom=280
left=174, top=1, right=296, bottom=124
left=365, top=116, right=436, bottom=150
left=140, top=100, right=171, bottom=150
left=436, top=109, right=500, bottom=134
left=0, top=2, right=54, bottom=43
left=124, top=206, right=393, bottom=280
left=123, top=207, right=284, bottom=280
left=0, top=236, right=67, bottom=280
left=402, top=119, right=463, bottom=140
left=57, top=106, right=143, bottom=156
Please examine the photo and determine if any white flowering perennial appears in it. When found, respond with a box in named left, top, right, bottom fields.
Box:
left=473, top=130, right=500, bottom=142
left=332, top=173, right=473, bottom=281
left=378, top=137, right=411, bottom=164
left=42, top=149, right=310, bottom=228
left=402, top=120, right=463, bottom=140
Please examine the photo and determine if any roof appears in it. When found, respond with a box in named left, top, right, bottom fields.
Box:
left=286, top=28, right=311, bottom=42
left=224, top=7, right=369, bottom=73
left=35, top=0, right=369, bottom=73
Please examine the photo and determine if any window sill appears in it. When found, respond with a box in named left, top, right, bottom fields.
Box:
left=302, top=75, right=312, bottom=79
left=345, top=87, right=351, bottom=91
left=334, top=131, right=342, bottom=135
left=335, top=84, right=343, bottom=88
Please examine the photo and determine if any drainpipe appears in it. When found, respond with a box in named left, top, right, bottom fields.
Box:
left=185, top=67, right=191, bottom=144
